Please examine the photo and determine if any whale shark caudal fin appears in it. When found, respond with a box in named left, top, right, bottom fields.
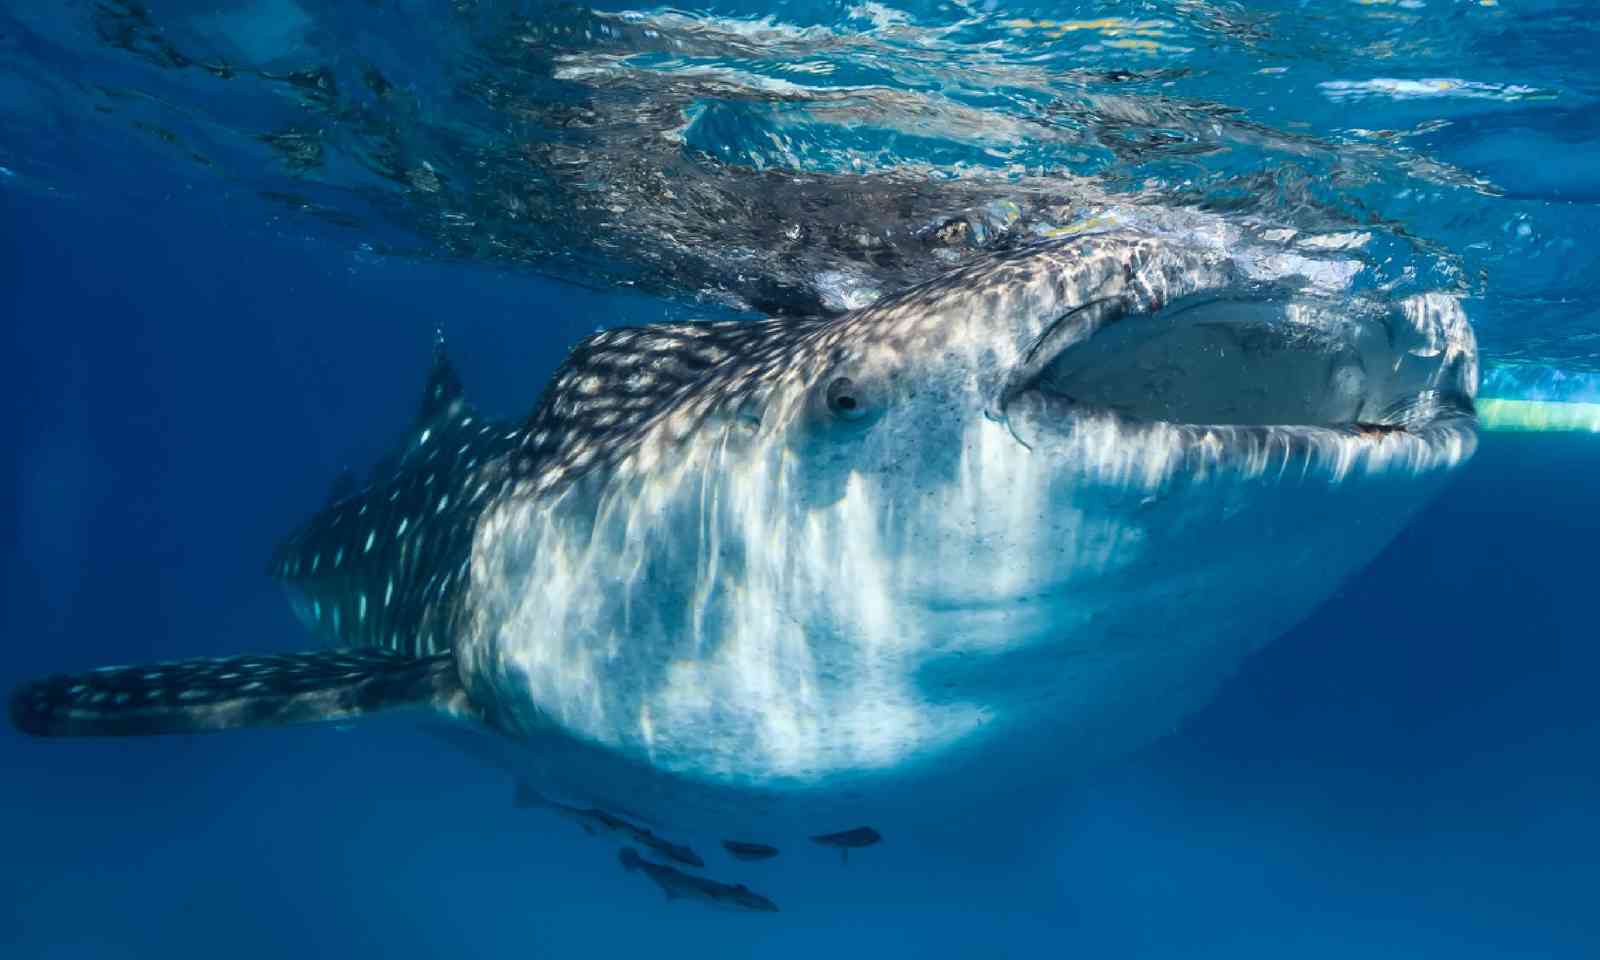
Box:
left=9, top=649, right=466, bottom=738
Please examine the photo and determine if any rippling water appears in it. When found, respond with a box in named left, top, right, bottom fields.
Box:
left=4, top=1, right=1596, bottom=374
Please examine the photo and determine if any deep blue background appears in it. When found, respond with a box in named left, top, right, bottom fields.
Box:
left=4, top=173, right=1597, bottom=957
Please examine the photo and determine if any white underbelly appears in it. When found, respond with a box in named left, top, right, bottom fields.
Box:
left=454, top=456, right=1454, bottom=840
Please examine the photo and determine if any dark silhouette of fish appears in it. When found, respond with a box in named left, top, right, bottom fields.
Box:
left=618, top=848, right=778, bottom=912
left=514, top=781, right=702, bottom=867
left=722, top=839, right=780, bottom=862
left=810, top=826, right=882, bottom=863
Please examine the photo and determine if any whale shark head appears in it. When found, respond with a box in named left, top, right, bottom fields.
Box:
left=459, top=231, right=1477, bottom=817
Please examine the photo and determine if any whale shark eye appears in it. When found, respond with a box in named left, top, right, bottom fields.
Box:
left=826, top=377, right=868, bottom=421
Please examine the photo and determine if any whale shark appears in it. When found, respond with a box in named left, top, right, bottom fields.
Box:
left=10, top=231, right=1478, bottom=852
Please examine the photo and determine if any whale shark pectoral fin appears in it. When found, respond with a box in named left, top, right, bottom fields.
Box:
left=9, top=649, right=465, bottom=738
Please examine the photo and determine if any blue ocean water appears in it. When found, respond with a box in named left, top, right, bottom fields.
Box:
left=4, top=2, right=1599, bottom=956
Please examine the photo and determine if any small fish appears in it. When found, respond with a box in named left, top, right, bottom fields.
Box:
left=514, top=782, right=703, bottom=867
left=722, top=839, right=780, bottom=862
left=810, top=826, right=882, bottom=864
left=619, top=848, right=779, bottom=913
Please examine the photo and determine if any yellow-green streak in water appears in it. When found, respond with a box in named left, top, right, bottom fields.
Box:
left=1476, top=399, right=1600, bottom=433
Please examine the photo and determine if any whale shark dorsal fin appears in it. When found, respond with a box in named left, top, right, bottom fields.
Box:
left=393, top=345, right=483, bottom=468
left=10, top=649, right=466, bottom=738
left=416, top=344, right=465, bottom=429
left=325, top=467, right=358, bottom=507
left=362, top=343, right=484, bottom=485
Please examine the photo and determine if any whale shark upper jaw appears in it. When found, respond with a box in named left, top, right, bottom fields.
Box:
left=1001, top=290, right=1479, bottom=478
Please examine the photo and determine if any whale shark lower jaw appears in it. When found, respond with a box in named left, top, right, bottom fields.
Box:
left=1007, top=409, right=1477, bottom=489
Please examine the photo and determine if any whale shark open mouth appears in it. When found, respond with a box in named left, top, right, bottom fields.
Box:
left=1004, top=293, right=1478, bottom=478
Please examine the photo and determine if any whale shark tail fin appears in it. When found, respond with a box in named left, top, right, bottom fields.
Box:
left=9, top=648, right=465, bottom=738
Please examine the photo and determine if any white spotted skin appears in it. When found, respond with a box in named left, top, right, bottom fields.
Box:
left=449, top=234, right=1479, bottom=834
left=271, top=358, right=522, bottom=660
